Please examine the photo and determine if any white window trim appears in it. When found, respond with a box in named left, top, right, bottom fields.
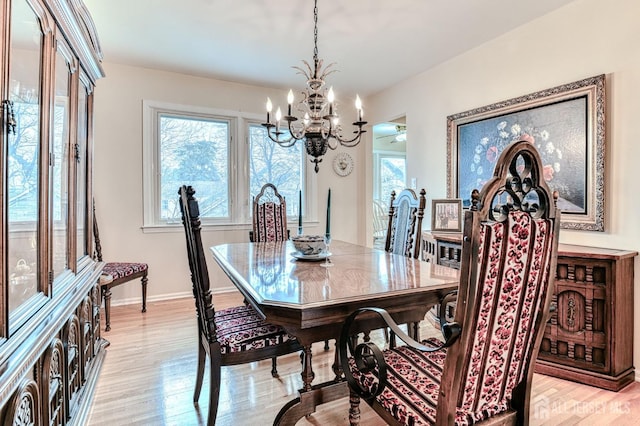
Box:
left=142, top=99, right=318, bottom=232
left=373, top=150, right=407, bottom=201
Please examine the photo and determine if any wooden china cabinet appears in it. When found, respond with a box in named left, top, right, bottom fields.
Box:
left=423, top=231, right=637, bottom=391
left=0, top=0, right=105, bottom=424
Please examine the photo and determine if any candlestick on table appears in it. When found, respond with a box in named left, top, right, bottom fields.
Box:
left=298, top=190, right=303, bottom=236
left=325, top=188, right=331, bottom=238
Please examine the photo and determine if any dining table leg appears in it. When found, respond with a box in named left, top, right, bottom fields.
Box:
left=301, top=344, right=315, bottom=391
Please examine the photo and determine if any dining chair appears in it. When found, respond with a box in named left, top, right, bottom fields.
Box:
left=383, top=188, right=426, bottom=339
left=384, top=188, right=426, bottom=260
left=339, top=140, right=561, bottom=425
left=250, top=182, right=290, bottom=242
left=93, top=201, right=148, bottom=332
left=178, top=185, right=302, bottom=426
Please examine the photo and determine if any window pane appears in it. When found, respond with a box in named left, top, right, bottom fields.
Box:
left=248, top=124, right=303, bottom=216
left=159, top=115, right=229, bottom=221
left=77, top=85, right=89, bottom=259
left=380, top=156, right=406, bottom=200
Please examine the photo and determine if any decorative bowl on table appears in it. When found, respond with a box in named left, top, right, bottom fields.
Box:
left=291, top=235, right=325, bottom=256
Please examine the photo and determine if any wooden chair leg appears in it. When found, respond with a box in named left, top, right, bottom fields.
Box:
left=271, top=357, right=278, bottom=377
left=141, top=272, right=148, bottom=313
left=207, top=350, right=222, bottom=426
left=101, top=286, right=112, bottom=332
left=194, top=341, right=206, bottom=402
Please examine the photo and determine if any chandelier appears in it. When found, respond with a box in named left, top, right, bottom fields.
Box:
left=262, top=0, right=367, bottom=173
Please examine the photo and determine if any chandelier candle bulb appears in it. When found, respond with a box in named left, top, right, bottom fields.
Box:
left=266, top=97, right=272, bottom=123
left=287, top=90, right=294, bottom=116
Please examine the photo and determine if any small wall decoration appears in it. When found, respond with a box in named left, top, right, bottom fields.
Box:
left=447, top=74, right=605, bottom=232
left=431, top=199, right=462, bottom=232
left=333, top=152, right=354, bottom=176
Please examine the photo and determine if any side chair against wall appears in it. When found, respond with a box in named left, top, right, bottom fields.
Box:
left=93, top=200, right=149, bottom=331
left=250, top=182, right=290, bottom=242
left=339, top=140, right=561, bottom=425
left=178, top=185, right=302, bottom=426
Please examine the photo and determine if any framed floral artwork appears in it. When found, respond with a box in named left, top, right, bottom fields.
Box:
left=447, top=74, right=605, bottom=231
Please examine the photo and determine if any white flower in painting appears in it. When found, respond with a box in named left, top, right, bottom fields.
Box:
left=474, top=154, right=481, bottom=163
left=554, top=162, right=561, bottom=172
left=556, top=149, right=562, bottom=159
left=477, top=166, right=484, bottom=175
left=470, top=163, right=476, bottom=172
left=497, top=121, right=507, bottom=130
left=481, top=137, right=489, bottom=145
left=540, top=130, right=550, bottom=141
left=511, top=124, right=521, bottom=135
left=499, top=131, right=509, bottom=139
left=545, top=142, right=555, bottom=154
left=475, top=145, right=483, bottom=154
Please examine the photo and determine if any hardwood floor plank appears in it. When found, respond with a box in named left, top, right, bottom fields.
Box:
left=88, top=293, right=640, bottom=425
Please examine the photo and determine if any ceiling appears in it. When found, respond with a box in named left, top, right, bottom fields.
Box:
left=83, top=0, right=577, bottom=98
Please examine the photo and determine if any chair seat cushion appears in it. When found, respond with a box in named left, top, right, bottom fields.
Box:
left=348, top=339, right=508, bottom=425
left=102, top=262, right=148, bottom=281
left=214, top=305, right=296, bottom=355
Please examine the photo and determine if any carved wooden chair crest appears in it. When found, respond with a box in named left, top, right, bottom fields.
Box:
left=339, top=140, right=561, bottom=425
left=178, top=185, right=301, bottom=426
left=250, top=183, right=289, bottom=242
left=385, top=188, right=426, bottom=259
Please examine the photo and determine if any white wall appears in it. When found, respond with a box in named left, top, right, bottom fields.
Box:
left=365, top=0, right=640, bottom=377
left=92, top=64, right=367, bottom=302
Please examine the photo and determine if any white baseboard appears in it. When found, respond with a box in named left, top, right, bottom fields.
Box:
left=107, top=286, right=239, bottom=307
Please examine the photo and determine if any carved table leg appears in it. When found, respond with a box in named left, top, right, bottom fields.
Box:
left=349, top=391, right=361, bottom=425
left=301, top=344, right=315, bottom=391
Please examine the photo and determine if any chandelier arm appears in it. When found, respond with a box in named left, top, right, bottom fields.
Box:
left=287, top=120, right=308, bottom=141
left=334, top=126, right=367, bottom=146
left=265, top=126, right=298, bottom=147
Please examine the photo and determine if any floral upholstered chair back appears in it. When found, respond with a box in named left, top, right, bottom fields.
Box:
left=384, top=188, right=426, bottom=259
left=251, top=183, right=289, bottom=242
left=437, top=140, right=561, bottom=423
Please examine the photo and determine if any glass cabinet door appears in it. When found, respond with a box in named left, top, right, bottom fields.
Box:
left=51, top=43, right=73, bottom=280
left=7, top=0, right=45, bottom=320
left=76, top=79, right=89, bottom=262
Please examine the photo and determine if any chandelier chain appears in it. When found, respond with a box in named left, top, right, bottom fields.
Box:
left=313, top=0, right=319, bottom=65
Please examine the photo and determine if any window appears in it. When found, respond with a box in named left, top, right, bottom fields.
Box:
left=374, top=152, right=407, bottom=202
left=143, top=101, right=312, bottom=229
left=248, top=124, right=304, bottom=217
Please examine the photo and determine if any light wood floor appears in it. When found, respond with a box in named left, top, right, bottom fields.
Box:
left=88, top=293, right=640, bottom=425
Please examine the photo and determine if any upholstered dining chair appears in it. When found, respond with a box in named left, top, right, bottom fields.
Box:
left=93, top=201, right=148, bottom=332
left=383, top=188, right=426, bottom=339
left=385, top=188, right=426, bottom=260
left=339, top=140, right=561, bottom=426
left=250, top=182, right=290, bottom=243
left=178, top=185, right=302, bottom=426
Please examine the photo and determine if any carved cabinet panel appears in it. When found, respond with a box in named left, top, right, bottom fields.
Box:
left=537, top=247, right=637, bottom=391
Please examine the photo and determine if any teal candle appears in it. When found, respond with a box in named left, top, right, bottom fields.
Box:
left=326, top=188, right=331, bottom=238
left=298, top=190, right=303, bottom=235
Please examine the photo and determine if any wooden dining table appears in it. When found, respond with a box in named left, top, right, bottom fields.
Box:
left=210, top=239, right=459, bottom=425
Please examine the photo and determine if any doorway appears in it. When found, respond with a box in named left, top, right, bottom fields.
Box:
left=372, top=117, right=407, bottom=248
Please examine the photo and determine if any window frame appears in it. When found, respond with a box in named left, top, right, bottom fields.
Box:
left=142, top=100, right=317, bottom=232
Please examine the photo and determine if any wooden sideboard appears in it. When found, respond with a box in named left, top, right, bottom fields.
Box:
left=422, top=231, right=637, bottom=391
